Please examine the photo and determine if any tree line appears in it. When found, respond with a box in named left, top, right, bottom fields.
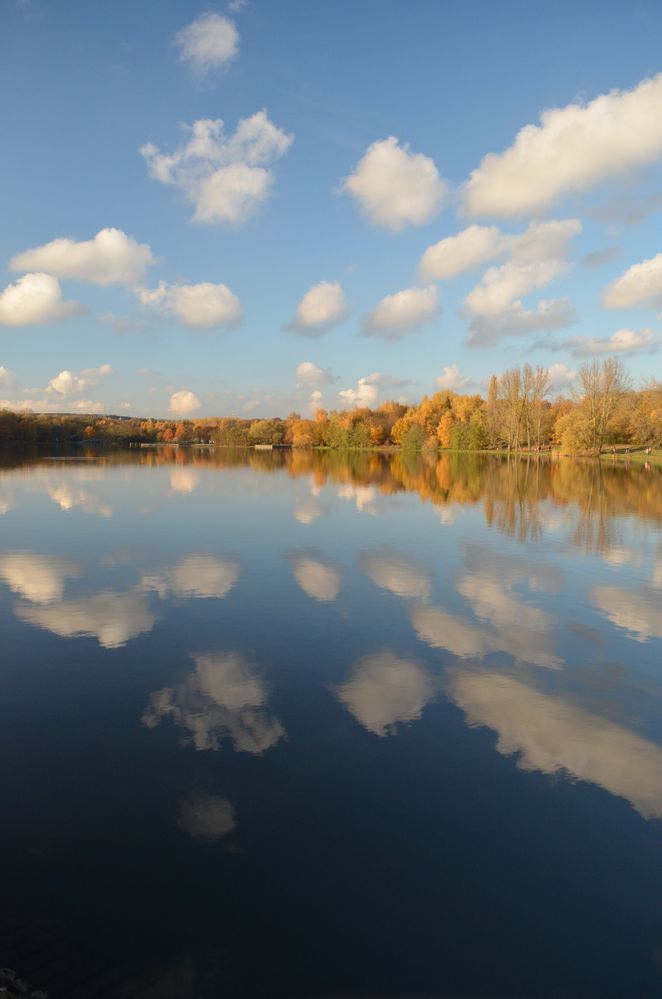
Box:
left=1, top=359, right=660, bottom=455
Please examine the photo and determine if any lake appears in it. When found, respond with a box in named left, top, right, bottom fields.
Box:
left=1, top=447, right=662, bottom=998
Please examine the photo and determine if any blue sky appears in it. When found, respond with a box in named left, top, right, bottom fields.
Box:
left=1, top=0, right=661, bottom=418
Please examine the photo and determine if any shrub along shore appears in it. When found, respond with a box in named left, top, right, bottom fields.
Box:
left=1, top=360, right=660, bottom=457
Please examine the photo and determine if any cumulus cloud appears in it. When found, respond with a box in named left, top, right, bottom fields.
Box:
left=175, top=12, right=239, bottom=77
left=138, top=280, right=241, bottom=329
left=46, top=363, right=112, bottom=397
left=141, top=555, right=240, bottom=600
left=11, top=228, right=155, bottom=288
left=307, top=388, right=323, bottom=412
left=435, top=364, right=473, bottom=392
left=290, top=551, right=341, bottom=602
left=0, top=395, right=106, bottom=416
left=169, top=390, right=201, bottom=416
left=0, top=273, right=82, bottom=327
left=0, top=551, right=81, bottom=604
left=0, top=366, right=13, bottom=385
left=419, top=224, right=505, bottom=281
left=295, top=361, right=336, bottom=386
left=140, top=111, right=293, bottom=225
left=142, top=651, right=286, bottom=754
left=465, top=221, right=580, bottom=315
left=285, top=281, right=347, bottom=335
left=342, top=136, right=447, bottom=231
left=564, top=327, right=657, bottom=357
left=177, top=793, right=236, bottom=842
left=362, top=285, right=439, bottom=339
left=335, top=650, right=435, bottom=737
left=546, top=362, right=578, bottom=392
left=464, top=219, right=581, bottom=345
left=602, top=252, right=662, bottom=310
left=15, top=590, right=156, bottom=648
left=462, top=73, right=662, bottom=216
left=359, top=549, right=431, bottom=602
left=468, top=299, right=575, bottom=347
left=338, top=373, right=380, bottom=408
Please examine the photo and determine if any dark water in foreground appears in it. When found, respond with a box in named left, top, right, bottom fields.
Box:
left=1, top=448, right=662, bottom=998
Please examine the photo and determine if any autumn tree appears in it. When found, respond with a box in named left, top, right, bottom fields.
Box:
left=573, top=358, right=631, bottom=454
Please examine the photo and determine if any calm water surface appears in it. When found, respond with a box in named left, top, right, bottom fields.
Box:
left=1, top=448, right=662, bottom=997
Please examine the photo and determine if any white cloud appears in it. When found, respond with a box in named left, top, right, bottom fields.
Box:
left=359, top=549, right=431, bottom=601
left=175, top=12, right=239, bottom=76
left=362, top=285, right=439, bottom=339
left=0, top=552, right=81, bottom=604
left=142, top=651, right=286, bottom=754
left=547, top=362, right=577, bottom=392
left=295, top=361, right=336, bottom=386
left=419, top=224, right=505, bottom=281
left=140, top=111, right=293, bottom=225
left=286, top=281, right=347, bottom=334
left=177, top=794, right=236, bottom=842
left=47, top=363, right=112, bottom=397
left=602, top=252, right=662, bottom=310
left=466, top=242, right=572, bottom=317
left=567, top=327, right=656, bottom=357
left=468, top=298, right=575, bottom=347
left=449, top=669, right=662, bottom=819
left=291, top=553, right=341, bottom=602
left=335, top=650, right=435, bottom=737
left=69, top=399, right=105, bottom=414
left=141, top=555, right=240, bottom=600
left=464, top=219, right=581, bottom=345
left=435, top=364, right=472, bottom=392
left=0, top=395, right=106, bottom=416
left=0, top=273, right=82, bottom=327
left=462, top=73, right=662, bottom=216
left=342, top=136, right=447, bottom=231
left=15, top=590, right=156, bottom=648
left=138, top=280, right=241, bottom=329
left=308, top=388, right=323, bottom=412
left=11, top=228, right=155, bottom=288
left=0, top=366, right=13, bottom=385
left=169, top=390, right=201, bottom=416
left=338, top=374, right=380, bottom=408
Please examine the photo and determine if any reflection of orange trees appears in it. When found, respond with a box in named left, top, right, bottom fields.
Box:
left=7, top=446, right=662, bottom=546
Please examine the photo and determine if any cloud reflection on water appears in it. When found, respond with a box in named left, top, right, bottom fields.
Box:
left=290, top=551, right=341, bottom=603
left=177, top=793, right=236, bottom=842
left=448, top=669, right=662, bottom=819
left=143, top=652, right=286, bottom=754
left=335, top=650, right=436, bottom=737
left=359, top=549, right=432, bottom=602
left=15, top=590, right=157, bottom=648
left=0, top=551, right=82, bottom=604
left=140, top=555, right=240, bottom=600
